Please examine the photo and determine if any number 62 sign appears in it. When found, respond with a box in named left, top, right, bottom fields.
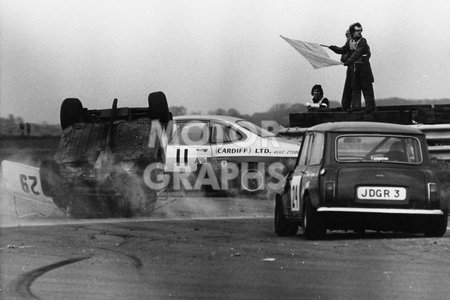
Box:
left=1, top=160, right=54, bottom=204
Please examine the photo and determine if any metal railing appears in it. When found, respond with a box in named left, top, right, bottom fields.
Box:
left=277, top=123, right=450, bottom=161
left=410, top=124, right=450, bottom=160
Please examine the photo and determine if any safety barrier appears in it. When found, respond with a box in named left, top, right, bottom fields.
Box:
left=278, top=123, right=450, bottom=161
left=411, top=124, right=450, bottom=160
left=287, top=106, right=450, bottom=161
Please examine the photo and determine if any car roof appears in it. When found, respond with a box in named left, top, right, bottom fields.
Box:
left=308, top=122, right=424, bottom=135
left=173, top=115, right=244, bottom=124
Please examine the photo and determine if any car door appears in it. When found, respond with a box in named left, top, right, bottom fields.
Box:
left=288, top=132, right=324, bottom=217
left=301, top=132, right=325, bottom=209
left=288, top=133, right=312, bottom=216
left=165, top=120, right=212, bottom=173
left=208, top=121, right=249, bottom=187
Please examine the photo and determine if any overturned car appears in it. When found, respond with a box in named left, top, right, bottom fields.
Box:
left=39, top=91, right=171, bottom=218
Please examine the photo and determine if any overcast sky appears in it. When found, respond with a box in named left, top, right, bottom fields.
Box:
left=1, top=0, right=450, bottom=124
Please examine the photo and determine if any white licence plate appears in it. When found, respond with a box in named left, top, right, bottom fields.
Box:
left=357, top=186, right=406, bottom=200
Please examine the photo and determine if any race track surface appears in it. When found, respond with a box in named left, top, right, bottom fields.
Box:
left=1, top=191, right=449, bottom=299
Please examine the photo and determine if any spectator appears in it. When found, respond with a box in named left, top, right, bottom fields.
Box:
left=306, top=84, right=330, bottom=110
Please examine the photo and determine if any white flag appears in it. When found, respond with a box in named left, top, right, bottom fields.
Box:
left=280, top=35, right=342, bottom=69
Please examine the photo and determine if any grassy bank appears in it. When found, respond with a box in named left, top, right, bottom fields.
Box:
left=0, top=136, right=59, bottom=167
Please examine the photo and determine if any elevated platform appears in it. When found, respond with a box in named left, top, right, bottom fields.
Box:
left=290, top=104, right=450, bottom=127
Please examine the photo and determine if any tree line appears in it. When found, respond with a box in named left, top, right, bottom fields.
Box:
left=2, top=98, right=449, bottom=136
left=0, top=114, right=61, bottom=137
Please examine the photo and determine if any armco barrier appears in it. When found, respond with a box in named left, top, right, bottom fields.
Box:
left=410, top=124, right=450, bottom=160
left=288, top=106, right=450, bottom=161
left=279, top=123, right=450, bottom=161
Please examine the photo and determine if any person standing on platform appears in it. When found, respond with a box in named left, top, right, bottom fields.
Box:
left=329, top=22, right=376, bottom=112
left=339, top=29, right=353, bottom=111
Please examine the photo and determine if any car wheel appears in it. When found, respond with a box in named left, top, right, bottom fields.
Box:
left=60, top=98, right=85, bottom=130
left=423, top=210, right=448, bottom=237
left=302, top=196, right=326, bottom=240
left=148, top=91, right=170, bottom=124
left=274, top=198, right=298, bottom=236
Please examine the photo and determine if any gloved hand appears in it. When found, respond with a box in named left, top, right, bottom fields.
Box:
left=329, top=45, right=339, bottom=52
left=340, top=53, right=349, bottom=63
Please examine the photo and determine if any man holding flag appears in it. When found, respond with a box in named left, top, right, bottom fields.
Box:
left=329, top=22, right=376, bottom=112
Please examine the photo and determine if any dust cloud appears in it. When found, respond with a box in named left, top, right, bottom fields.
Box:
left=0, top=158, right=274, bottom=227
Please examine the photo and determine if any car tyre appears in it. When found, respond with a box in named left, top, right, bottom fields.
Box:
left=274, top=197, right=298, bottom=236
left=302, top=196, right=326, bottom=240
left=148, top=91, right=170, bottom=124
left=423, top=210, right=448, bottom=237
left=60, top=98, right=85, bottom=130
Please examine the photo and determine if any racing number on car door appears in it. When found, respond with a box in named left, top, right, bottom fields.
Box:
left=20, top=174, right=40, bottom=195
left=174, top=147, right=197, bottom=171
left=290, top=175, right=302, bottom=211
left=176, top=148, right=189, bottom=166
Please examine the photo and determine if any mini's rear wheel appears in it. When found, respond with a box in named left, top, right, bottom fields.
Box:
left=423, top=210, right=448, bottom=237
left=302, top=196, right=326, bottom=240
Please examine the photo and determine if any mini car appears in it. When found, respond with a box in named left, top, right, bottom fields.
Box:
left=162, top=115, right=300, bottom=195
left=39, top=91, right=171, bottom=218
left=274, top=122, right=448, bottom=239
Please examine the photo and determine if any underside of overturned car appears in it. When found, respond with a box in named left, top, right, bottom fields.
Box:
left=39, top=91, right=171, bottom=218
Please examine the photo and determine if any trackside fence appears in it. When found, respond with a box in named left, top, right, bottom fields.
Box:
left=411, top=124, right=450, bottom=161
left=286, top=105, right=450, bottom=161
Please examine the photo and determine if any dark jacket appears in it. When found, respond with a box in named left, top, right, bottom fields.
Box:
left=330, top=38, right=371, bottom=62
left=329, top=37, right=374, bottom=82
